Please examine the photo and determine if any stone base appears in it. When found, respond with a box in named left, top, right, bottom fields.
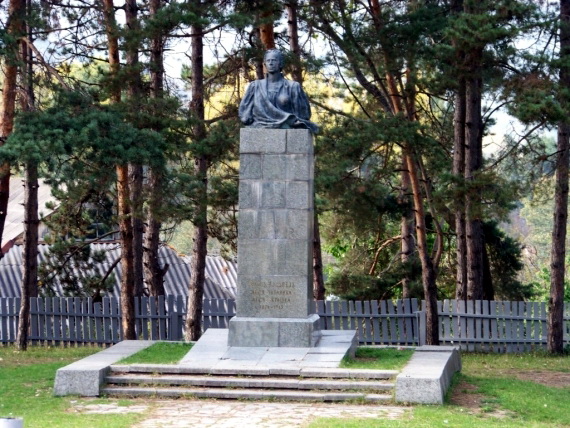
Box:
left=395, top=346, right=462, bottom=404
left=228, top=314, right=321, bottom=347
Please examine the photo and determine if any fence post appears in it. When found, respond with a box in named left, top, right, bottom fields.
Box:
left=415, top=310, right=426, bottom=346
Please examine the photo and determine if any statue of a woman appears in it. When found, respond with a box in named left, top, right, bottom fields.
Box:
left=238, top=49, right=319, bottom=134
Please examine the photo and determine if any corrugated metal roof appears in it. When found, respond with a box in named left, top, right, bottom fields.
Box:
left=2, top=178, right=57, bottom=252
left=0, top=243, right=236, bottom=299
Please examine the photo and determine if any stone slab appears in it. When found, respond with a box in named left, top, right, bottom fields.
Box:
left=228, top=314, right=320, bottom=347
left=179, top=328, right=356, bottom=370
left=395, top=346, right=461, bottom=404
left=53, top=340, right=155, bottom=396
left=240, top=128, right=287, bottom=153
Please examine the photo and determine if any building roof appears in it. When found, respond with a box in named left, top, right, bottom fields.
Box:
left=2, top=178, right=57, bottom=253
left=0, top=243, right=236, bottom=299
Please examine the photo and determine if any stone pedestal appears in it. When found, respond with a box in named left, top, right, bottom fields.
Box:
left=228, top=128, right=321, bottom=347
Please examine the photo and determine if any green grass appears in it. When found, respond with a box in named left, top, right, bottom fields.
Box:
left=340, top=347, right=414, bottom=370
left=310, top=352, right=570, bottom=428
left=117, top=341, right=192, bottom=364
left=0, top=345, right=146, bottom=428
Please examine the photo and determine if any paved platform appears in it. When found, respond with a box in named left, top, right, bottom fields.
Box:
left=179, top=328, right=357, bottom=369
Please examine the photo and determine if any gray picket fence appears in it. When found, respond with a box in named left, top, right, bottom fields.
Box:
left=0, top=296, right=236, bottom=345
left=1, top=297, right=569, bottom=351
left=437, top=299, right=570, bottom=352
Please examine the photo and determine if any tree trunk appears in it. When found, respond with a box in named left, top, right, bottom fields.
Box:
left=17, top=164, right=39, bottom=350
left=405, top=150, right=439, bottom=345
left=259, top=8, right=275, bottom=50
left=400, top=164, right=415, bottom=299
left=548, top=0, right=570, bottom=354
left=16, top=4, right=39, bottom=350
left=312, top=214, right=326, bottom=300
left=144, top=170, right=167, bottom=297
left=125, top=0, right=144, bottom=297
left=464, top=75, right=484, bottom=301
left=185, top=4, right=208, bottom=341
left=0, top=0, right=25, bottom=256
left=453, top=79, right=468, bottom=300
left=130, top=164, right=145, bottom=296
left=103, top=0, right=136, bottom=339
left=143, top=0, right=167, bottom=298
left=286, top=1, right=303, bottom=83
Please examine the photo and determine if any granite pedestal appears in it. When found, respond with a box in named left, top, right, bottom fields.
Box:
left=228, top=128, right=320, bottom=347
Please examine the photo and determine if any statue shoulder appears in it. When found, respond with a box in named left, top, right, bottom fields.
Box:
left=284, top=79, right=301, bottom=89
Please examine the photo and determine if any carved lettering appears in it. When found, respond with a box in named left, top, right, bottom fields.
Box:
left=247, top=279, right=298, bottom=311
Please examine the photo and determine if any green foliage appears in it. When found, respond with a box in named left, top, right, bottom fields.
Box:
left=483, top=221, right=535, bottom=300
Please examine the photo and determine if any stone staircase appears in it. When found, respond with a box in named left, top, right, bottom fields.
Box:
left=102, top=364, right=398, bottom=403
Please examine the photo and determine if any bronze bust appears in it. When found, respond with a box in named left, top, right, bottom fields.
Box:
left=238, top=49, right=319, bottom=134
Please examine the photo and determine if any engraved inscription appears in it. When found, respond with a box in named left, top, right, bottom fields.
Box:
left=249, top=280, right=294, bottom=311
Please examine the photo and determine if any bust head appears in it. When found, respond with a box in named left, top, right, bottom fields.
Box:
left=263, top=49, right=285, bottom=72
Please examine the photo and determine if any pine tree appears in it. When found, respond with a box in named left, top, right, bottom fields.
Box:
left=548, top=0, right=570, bottom=354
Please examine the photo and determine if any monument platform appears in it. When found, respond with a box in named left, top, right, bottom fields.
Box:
left=181, top=328, right=357, bottom=370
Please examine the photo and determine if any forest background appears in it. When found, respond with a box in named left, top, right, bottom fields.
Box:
left=0, top=0, right=568, bottom=350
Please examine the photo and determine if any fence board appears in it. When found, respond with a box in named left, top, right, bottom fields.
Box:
left=149, top=296, right=158, bottom=340
left=403, top=299, right=412, bottom=344
left=372, top=300, right=383, bottom=344
left=386, top=300, right=396, bottom=343
left=360, top=300, right=374, bottom=343
left=481, top=300, right=490, bottom=352
left=355, top=301, right=365, bottom=343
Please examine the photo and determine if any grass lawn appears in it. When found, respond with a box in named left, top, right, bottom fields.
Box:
left=0, top=345, right=146, bottom=428
left=1, top=344, right=568, bottom=428
left=117, top=341, right=193, bottom=364
left=340, top=347, right=414, bottom=370
left=310, top=352, right=570, bottom=428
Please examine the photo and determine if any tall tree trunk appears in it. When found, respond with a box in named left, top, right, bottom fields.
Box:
left=129, top=164, right=144, bottom=296
left=17, top=1, right=37, bottom=351
left=185, top=3, right=208, bottom=341
left=125, top=0, right=144, bottom=297
left=312, top=216, right=326, bottom=300
left=454, top=79, right=468, bottom=300
left=0, top=0, right=25, bottom=256
left=405, top=150, right=439, bottom=345
left=143, top=0, right=167, bottom=298
left=17, top=166, right=38, bottom=351
left=548, top=0, right=570, bottom=355
left=400, top=163, right=415, bottom=299
left=464, top=75, right=484, bottom=301
left=103, top=0, right=136, bottom=339
left=285, top=1, right=303, bottom=83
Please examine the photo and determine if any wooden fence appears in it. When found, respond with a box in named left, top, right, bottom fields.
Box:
left=0, top=296, right=236, bottom=345
left=1, top=297, right=569, bottom=352
left=436, top=299, right=570, bottom=352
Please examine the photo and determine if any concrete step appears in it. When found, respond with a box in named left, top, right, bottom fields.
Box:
left=101, top=386, right=393, bottom=403
left=105, top=374, right=395, bottom=392
left=109, top=364, right=398, bottom=380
